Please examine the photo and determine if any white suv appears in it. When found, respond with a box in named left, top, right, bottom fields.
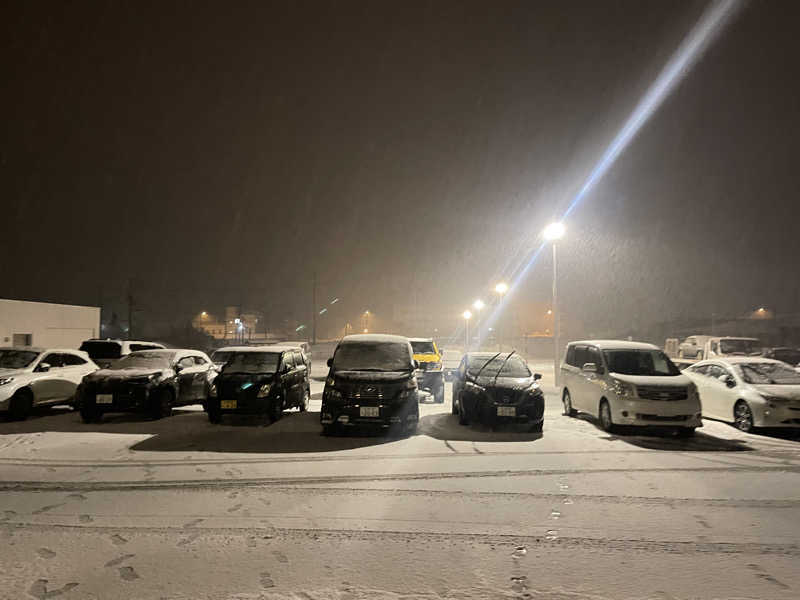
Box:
left=560, top=340, right=702, bottom=436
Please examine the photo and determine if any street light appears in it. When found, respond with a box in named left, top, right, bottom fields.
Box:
left=543, top=222, right=565, bottom=387
left=462, top=310, right=472, bottom=349
left=494, top=282, right=508, bottom=295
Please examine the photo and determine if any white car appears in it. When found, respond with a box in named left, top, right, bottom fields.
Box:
left=703, top=336, right=761, bottom=359
left=79, top=338, right=166, bottom=369
left=684, top=357, right=800, bottom=432
left=210, top=346, right=251, bottom=369
left=560, top=340, right=702, bottom=436
left=0, top=347, right=98, bottom=419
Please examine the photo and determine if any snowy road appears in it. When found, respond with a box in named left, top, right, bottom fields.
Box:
left=2, top=362, right=800, bottom=599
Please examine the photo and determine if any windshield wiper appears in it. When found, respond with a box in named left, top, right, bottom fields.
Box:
left=493, top=350, right=516, bottom=386
left=473, top=352, right=502, bottom=381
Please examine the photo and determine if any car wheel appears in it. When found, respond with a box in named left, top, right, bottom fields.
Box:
left=80, top=402, right=101, bottom=424
left=321, top=424, right=337, bottom=436
left=676, top=427, right=695, bottom=438
left=734, top=401, right=754, bottom=433
left=529, top=420, right=543, bottom=433
left=458, top=395, right=470, bottom=425
left=269, top=398, right=283, bottom=423
left=599, top=400, right=615, bottom=433
left=151, top=388, right=173, bottom=420
left=562, top=389, right=576, bottom=417
left=299, top=388, right=310, bottom=412
left=8, top=388, right=33, bottom=421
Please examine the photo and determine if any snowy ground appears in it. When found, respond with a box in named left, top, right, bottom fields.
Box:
left=1, top=360, right=800, bottom=599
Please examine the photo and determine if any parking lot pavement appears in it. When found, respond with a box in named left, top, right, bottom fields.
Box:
left=1, top=364, right=800, bottom=598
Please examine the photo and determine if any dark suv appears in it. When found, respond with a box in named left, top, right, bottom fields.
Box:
left=321, top=334, right=419, bottom=436
left=206, top=346, right=310, bottom=423
left=452, top=351, right=544, bottom=432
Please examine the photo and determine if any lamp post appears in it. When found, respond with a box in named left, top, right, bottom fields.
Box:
left=472, top=299, right=485, bottom=349
left=493, top=282, right=508, bottom=350
left=543, top=222, right=565, bottom=387
left=462, top=310, right=472, bottom=350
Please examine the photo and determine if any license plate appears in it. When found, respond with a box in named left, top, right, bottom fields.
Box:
left=96, top=394, right=113, bottom=405
left=220, top=400, right=237, bottom=409
left=360, top=406, right=379, bottom=417
left=497, top=406, right=516, bottom=417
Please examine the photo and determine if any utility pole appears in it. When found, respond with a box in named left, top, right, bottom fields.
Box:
left=312, top=271, right=317, bottom=345
left=127, top=278, right=134, bottom=340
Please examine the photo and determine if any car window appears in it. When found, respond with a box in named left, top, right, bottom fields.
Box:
left=131, top=343, right=161, bottom=352
left=193, top=356, right=207, bottom=366
left=689, top=364, right=708, bottom=376
left=587, top=347, right=604, bottom=372
left=705, top=365, right=725, bottom=380
left=40, top=353, right=64, bottom=368
left=178, top=357, right=195, bottom=369
left=282, top=353, right=295, bottom=370
left=293, top=351, right=305, bottom=367
left=573, top=346, right=589, bottom=369
left=565, top=345, right=576, bottom=366
left=79, top=341, right=122, bottom=360
left=62, top=353, right=87, bottom=366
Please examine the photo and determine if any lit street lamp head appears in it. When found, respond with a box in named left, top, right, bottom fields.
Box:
left=473, top=299, right=485, bottom=310
left=494, top=282, right=508, bottom=295
left=543, top=222, right=566, bottom=241
left=463, top=310, right=472, bottom=320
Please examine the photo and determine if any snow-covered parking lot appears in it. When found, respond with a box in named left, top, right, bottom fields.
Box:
left=1, top=361, right=800, bottom=599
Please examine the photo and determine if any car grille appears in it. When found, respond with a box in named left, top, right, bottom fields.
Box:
left=636, top=386, right=688, bottom=401
left=636, top=413, right=689, bottom=421
left=491, top=389, right=526, bottom=405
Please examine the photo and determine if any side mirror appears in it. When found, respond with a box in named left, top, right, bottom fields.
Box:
left=534, top=373, right=542, bottom=381
left=413, top=360, right=420, bottom=370
left=37, top=362, right=51, bottom=373
left=327, top=358, right=333, bottom=368
left=719, top=374, right=735, bottom=388
left=175, top=364, right=184, bottom=372
left=581, top=362, right=598, bottom=373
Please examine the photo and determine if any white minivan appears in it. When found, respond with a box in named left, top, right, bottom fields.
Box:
left=560, top=340, right=702, bottom=436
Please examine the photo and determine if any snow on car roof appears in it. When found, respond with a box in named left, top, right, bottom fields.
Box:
left=340, top=334, right=410, bottom=344
left=570, top=340, right=660, bottom=350
left=408, top=337, right=433, bottom=342
left=707, top=356, right=780, bottom=365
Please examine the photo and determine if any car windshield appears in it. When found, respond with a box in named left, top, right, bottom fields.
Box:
left=333, top=342, right=411, bottom=372
left=604, top=350, right=680, bottom=376
left=79, top=341, right=122, bottom=360
left=771, top=349, right=800, bottom=365
left=410, top=341, right=436, bottom=354
left=222, top=352, right=280, bottom=374
left=0, top=350, right=40, bottom=369
left=114, top=352, right=173, bottom=369
left=211, top=350, right=235, bottom=365
left=719, top=339, right=761, bottom=355
left=738, top=362, right=800, bottom=385
left=468, top=355, right=531, bottom=378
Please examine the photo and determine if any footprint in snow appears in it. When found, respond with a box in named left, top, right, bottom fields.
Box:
left=260, top=571, right=275, bottom=588
left=227, top=503, right=243, bottom=513
left=28, top=579, right=79, bottom=599
left=32, top=503, right=64, bottom=515
left=110, top=534, right=128, bottom=545
left=272, top=550, right=288, bottom=563
left=36, top=548, right=56, bottom=559
left=105, top=554, right=135, bottom=567
left=118, top=566, right=140, bottom=581
left=79, top=514, right=93, bottom=523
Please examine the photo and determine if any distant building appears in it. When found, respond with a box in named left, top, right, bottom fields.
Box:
left=0, top=298, right=100, bottom=348
left=192, top=306, right=264, bottom=342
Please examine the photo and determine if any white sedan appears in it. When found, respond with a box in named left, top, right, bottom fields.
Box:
left=0, top=347, right=98, bottom=419
left=684, top=357, right=800, bottom=432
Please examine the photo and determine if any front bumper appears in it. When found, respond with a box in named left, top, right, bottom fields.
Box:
left=321, top=396, right=419, bottom=429
left=476, top=398, right=545, bottom=425
left=208, top=394, right=274, bottom=414
left=611, top=397, right=703, bottom=428
left=752, top=401, right=800, bottom=428
left=79, top=384, right=152, bottom=412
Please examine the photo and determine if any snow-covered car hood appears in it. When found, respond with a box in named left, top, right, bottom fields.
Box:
left=85, top=368, right=173, bottom=381
left=751, top=384, right=800, bottom=400
left=609, top=373, right=692, bottom=387
left=0, top=368, right=29, bottom=377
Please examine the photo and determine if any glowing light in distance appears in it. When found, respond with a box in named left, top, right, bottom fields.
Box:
left=543, top=222, right=565, bottom=241
left=463, top=310, right=472, bottom=320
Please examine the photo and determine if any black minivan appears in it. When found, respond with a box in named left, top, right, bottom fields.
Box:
left=321, top=334, right=419, bottom=435
left=206, top=345, right=310, bottom=423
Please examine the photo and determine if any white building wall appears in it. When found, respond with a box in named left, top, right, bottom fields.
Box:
left=0, top=299, right=100, bottom=349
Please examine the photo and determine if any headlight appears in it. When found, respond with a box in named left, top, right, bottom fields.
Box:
left=528, top=383, right=542, bottom=394
left=257, top=384, right=272, bottom=398
left=208, top=383, right=217, bottom=398
left=325, top=388, right=343, bottom=402
left=612, top=379, right=636, bottom=398
left=465, top=381, right=485, bottom=393
left=0, top=377, right=14, bottom=386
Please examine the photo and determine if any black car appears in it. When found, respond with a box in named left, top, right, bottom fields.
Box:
left=77, top=349, right=216, bottom=422
left=452, top=351, right=544, bottom=432
left=763, top=347, right=800, bottom=368
left=205, top=346, right=310, bottom=423
left=321, top=334, right=419, bottom=435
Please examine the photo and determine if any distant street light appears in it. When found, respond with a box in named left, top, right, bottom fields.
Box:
left=543, top=222, right=565, bottom=387
left=473, top=299, right=485, bottom=310
left=201, top=311, right=208, bottom=317
left=494, top=282, right=508, bottom=295
left=462, top=310, right=472, bottom=349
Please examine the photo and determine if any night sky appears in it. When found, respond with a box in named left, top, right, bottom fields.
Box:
left=2, top=1, right=799, bottom=337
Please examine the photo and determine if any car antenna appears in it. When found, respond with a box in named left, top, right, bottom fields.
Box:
left=493, top=350, right=516, bottom=386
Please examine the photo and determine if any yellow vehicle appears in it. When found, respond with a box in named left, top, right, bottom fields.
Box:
left=410, top=337, right=445, bottom=403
